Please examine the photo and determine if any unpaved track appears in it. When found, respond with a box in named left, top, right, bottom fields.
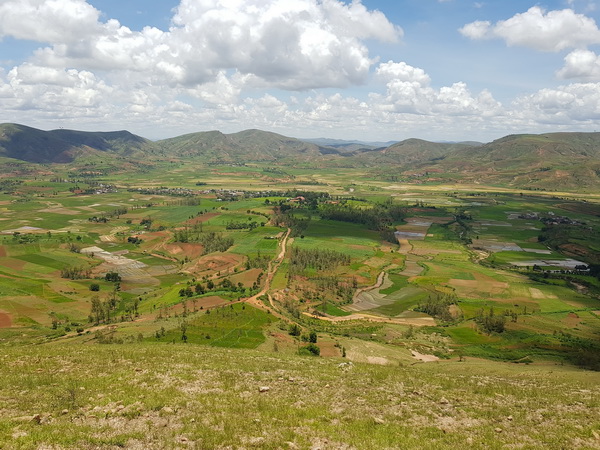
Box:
left=245, top=228, right=291, bottom=321
left=302, top=311, right=435, bottom=327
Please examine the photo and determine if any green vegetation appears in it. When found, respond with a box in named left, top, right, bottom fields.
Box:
left=0, top=129, right=600, bottom=446
left=152, top=303, right=275, bottom=348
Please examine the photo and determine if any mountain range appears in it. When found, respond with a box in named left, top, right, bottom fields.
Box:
left=1, top=123, right=599, bottom=190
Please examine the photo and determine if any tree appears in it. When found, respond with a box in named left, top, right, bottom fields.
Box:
left=90, top=295, right=103, bottom=325
left=309, top=331, right=318, bottom=343
left=302, top=343, right=320, bottom=356
left=105, top=272, right=121, bottom=282
left=89, top=283, right=100, bottom=292
left=180, top=321, right=188, bottom=343
left=288, top=323, right=301, bottom=336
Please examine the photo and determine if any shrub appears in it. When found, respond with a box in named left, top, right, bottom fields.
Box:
left=288, top=323, right=301, bottom=336
left=300, top=343, right=320, bottom=356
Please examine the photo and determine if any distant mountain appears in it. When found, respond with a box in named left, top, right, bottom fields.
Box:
left=425, top=132, right=600, bottom=189
left=157, top=129, right=333, bottom=163
left=354, top=138, right=478, bottom=166
left=0, top=123, right=157, bottom=163
left=301, top=137, right=398, bottom=150
left=2, top=123, right=599, bottom=190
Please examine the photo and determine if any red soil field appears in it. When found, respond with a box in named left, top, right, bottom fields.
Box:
left=0, top=312, right=12, bottom=328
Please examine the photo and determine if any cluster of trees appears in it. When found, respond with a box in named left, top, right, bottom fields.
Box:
left=414, top=291, right=459, bottom=323
left=314, top=276, right=356, bottom=303
left=11, top=232, right=40, bottom=244
left=199, top=232, right=234, bottom=254
left=289, top=247, right=350, bottom=274
left=60, top=266, right=91, bottom=280
left=88, top=207, right=128, bottom=223
left=225, top=219, right=263, bottom=230
left=475, top=307, right=507, bottom=334
left=245, top=251, right=271, bottom=270
left=89, top=294, right=116, bottom=324
left=105, top=272, right=122, bottom=282
left=173, top=224, right=202, bottom=243
left=173, top=227, right=234, bottom=254
left=273, top=212, right=310, bottom=237
left=319, top=202, right=405, bottom=231
left=179, top=277, right=251, bottom=299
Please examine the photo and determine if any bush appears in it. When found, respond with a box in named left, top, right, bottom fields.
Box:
left=288, top=323, right=301, bottom=337
left=300, top=343, right=320, bottom=356
left=105, top=272, right=121, bottom=282
left=89, top=283, right=100, bottom=292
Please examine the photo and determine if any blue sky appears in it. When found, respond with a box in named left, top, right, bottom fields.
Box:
left=1, top=0, right=600, bottom=142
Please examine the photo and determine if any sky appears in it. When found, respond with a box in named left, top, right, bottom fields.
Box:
left=1, top=0, right=600, bottom=143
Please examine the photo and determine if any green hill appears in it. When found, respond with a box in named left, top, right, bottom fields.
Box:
left=355, top=138, right=477, bottom=166
left=2, top=123, right=600, bottom=190
left=0, top=123, right=157, bottom=163
left=426, top=132, right=600, bottom=190
left=157, top=128, right=332, bottom=163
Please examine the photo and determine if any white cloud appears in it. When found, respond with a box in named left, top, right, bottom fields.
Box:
left=513, top=83, right=600, bottom=123
left=376, top=61, right=431, bottom=86
left=459, top=6, right=600, bottom=51
left=373, top=61, right=502, bottom=117
left=2, top=64, right=111, bottom=113
left=3, top=0, right=401, bottom=91
left=0, top=0, right=102, bottom=43
left=557, top=49, right=600, bottom=80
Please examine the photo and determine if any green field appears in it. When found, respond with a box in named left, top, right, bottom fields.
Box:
left=0, top=161, right=598, bottom=374
left=152, top=303, right=276, bottom=348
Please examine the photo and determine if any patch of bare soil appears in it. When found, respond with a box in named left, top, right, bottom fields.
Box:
left=411, top=350, right=439, bottom=363
left=366, top=356, right=390, bottom=365
left=450, top=279, right=508, bottom=295
left=229, top=268, right=262, bottom=287
left=558, top=243, right=594, bottom=260
left=38, top=207, right=80, bottom=215
left=565, top=312, right=581, bottom=328
left=139, top=231, right=171, bottom=241
left=184, top=253, right=243, bottom=276
left=185, top=213, right=219, bottom=225
left=0, top=246, right=6, bottom=258
left=0, top=311, right=12, bottom=328
left=318, top=340, right=341, bottom=358
left=0, top=258, right=26, bottom=271
left=164, top=243, right=204, bottom=259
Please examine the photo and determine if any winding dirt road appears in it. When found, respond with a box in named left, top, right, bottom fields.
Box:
left=244, top=228, right=291, bottom=320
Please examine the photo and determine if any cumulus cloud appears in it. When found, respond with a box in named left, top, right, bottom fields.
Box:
left=2, top=63, right=111, bottom=113
left=459, top=6, right=600, bottom=51
left=557, top=49, right=600, bottom=80
left=0, top=0, right=102, bottom=43
left=1, top=0, right=401, bottom=91
left=373, top=61, right=502, bottom=117
left=513, top=83, right=600, bottom=123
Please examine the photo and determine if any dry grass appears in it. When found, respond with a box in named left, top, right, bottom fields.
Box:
left=1, top=343, right=598, bottom=449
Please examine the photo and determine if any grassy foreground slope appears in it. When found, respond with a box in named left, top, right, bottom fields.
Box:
left=1, top=344, right=599, bottom=449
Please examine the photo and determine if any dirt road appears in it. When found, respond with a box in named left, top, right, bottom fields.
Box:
left=245, top=228, right=291, bottom=321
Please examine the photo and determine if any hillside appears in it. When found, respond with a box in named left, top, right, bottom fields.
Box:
left=157, top=129, right=332, bottom=163
left=1, top=343, right=598, bottom=449
left=2, top=123, right=600, bottom=190
left=424, top=133, right=600, bottom=189
left=355, top=138, right=478, bottom=166
left=0, top=123, right=157, bottom=163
